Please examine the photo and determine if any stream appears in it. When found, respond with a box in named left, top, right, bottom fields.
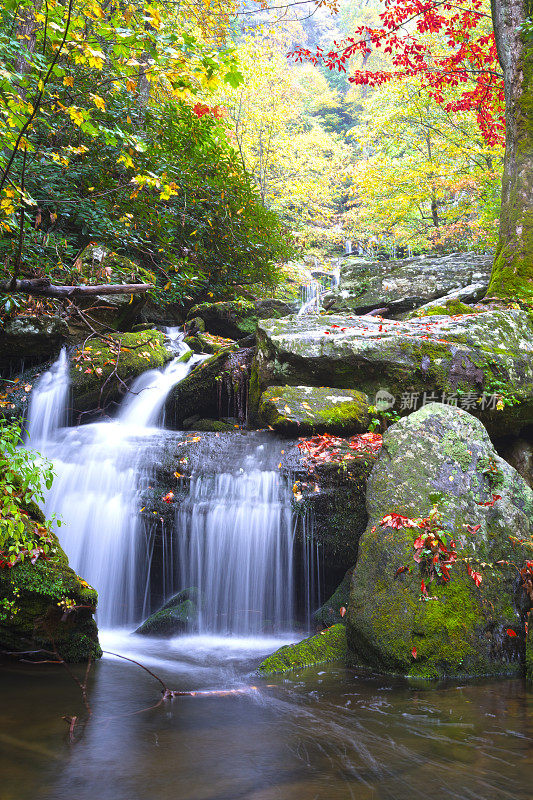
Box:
left=2, top=329, right=532, bottom=799
left=1, top=634, right=532, bottom=800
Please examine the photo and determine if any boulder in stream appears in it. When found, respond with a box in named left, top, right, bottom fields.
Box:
left=135, top=588, right=199, bottom=636
left=347, top=403, right=533, bottom=680
left=256, top=624, right=347, bottom=675
left=0, top=503, right=101, bottom=662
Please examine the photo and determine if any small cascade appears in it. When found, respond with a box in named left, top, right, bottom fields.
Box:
left=27, top=333, right=201, bottom=626
left=25, top=348, right=69, bottom=444
left=25, top=333, right=315, bottom=634
left=176, top=464, right=294, bottom=635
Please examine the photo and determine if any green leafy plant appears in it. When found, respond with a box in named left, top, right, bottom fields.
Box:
left=0, top=421, right=58, bottom=568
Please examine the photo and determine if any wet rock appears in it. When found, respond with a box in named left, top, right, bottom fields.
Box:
left=256, top=624, right=347, bottom=675
left=281, top=438, right=376, bottom=586
left=253, top=309, right=533, bottom=437
left=0, top=315, right=68, bottom=375
left=259, top=386, right=370, bottom=434
left=70, top=329, right=173, bottom=417
left=347, top=403, right=533, bottom=679
left=325, top=252, right=492, bottom=315
left=135, top=588, right=199, bottom=636
left=165, top=347, right=253, bottom=428
left=186, top=300, right=258, bottom=340
left=406, top=288, right=487, bottom=318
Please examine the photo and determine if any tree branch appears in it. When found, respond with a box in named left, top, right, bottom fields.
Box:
left=0, top=279, right=152, bottom=298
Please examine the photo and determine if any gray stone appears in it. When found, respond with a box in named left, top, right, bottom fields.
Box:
left=325, top=252, right=492, bottom=315
left=0, top=315, right=68, bottom=373
left=253, top=309, right=533, bottom=437
left=347, top=403, right=533, bottom=679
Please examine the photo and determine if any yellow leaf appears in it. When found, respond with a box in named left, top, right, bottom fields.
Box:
left=63, top=76, right=74, bottom=87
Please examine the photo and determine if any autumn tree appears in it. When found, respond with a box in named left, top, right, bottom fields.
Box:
left=293, top=0, right=533, bottom=301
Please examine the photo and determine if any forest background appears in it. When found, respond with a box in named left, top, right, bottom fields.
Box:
left=0, top=0, right=505, bottom=316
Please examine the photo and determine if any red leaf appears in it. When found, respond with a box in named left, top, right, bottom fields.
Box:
left=420, top=580, right=428, bottom=596
left=381, top=513, right=419, bottom=530
left=411, top=646, right=417, bottom=659
left=162, top=492, right=174, bottom=504
left=339, top=606, right=347, bottom=618
left=506, top=628, right=517, bottom=638
left=476, top=494, right=501, bottom=507
left=466, top=524, right=481, bottom=534
left=395, top=566, right=408, bottom=577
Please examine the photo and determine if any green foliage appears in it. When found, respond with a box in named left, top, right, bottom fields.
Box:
left=0, top=421, right=57, bottom=567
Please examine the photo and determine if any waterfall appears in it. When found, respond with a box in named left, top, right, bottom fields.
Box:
left=25, top=348, right=69, bottom=444
left=26, top=336, right=302, bottom=633
left=176, top=467, right=294, bottom=634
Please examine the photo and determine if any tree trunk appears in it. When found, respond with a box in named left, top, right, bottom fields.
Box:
left=487, top=0, right=533, bottom=300
left=0, top=279, right=152, bottom=298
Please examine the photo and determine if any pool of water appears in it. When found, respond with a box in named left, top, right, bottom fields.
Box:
left=1, top=631, right=532, bottom=800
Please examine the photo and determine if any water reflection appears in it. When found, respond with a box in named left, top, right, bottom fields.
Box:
left=1, top=632, right=532, bottom=800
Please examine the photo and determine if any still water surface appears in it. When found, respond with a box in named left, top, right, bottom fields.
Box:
left=1, top=631, right=532, bottom=800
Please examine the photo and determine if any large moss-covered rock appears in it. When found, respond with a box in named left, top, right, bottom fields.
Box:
left=135, top=588, right=199, bottom=636
left=253, top=309, right=533, bottom=436
left=326, top=252, right=492, bottom=315
left=70, top=329, right=173, bottom=415
left=527, top=624, right=533, bottom=685
left=256, top=625, right=347, bottom=675
left=0, top=530, right=101, bottom=662
left=0, top=315, right=68, bottom=375
left=259, top=385, right=370, bottom=434
left=347, top=403, right=533, bottom=680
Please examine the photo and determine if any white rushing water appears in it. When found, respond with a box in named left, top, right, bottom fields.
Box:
left=25, top=333, right=298, bottom=633
left=176, top=467, right=294, bottom=635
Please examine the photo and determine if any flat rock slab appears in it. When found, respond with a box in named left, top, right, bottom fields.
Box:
left=259, top=385, right=369, bottom=434
left=254, top=309, right=533, bottom=437
left=327, top=252, right=492, bottom=315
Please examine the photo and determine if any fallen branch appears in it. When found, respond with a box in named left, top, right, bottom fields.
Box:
left=1, top=278, right=152, bottom=298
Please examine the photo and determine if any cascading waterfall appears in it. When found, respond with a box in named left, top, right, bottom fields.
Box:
left=25, top=333, right=306, bottom=633
left=176, top=466, right=294, bottom=634
left=25, top=348, right=69, bottom=443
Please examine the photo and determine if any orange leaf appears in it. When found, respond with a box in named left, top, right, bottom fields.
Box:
left=339, top=606, right=346, bottom=618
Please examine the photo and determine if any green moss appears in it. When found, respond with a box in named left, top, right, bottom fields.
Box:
left=414, top=299, right=477, bottom=318
left=442, top=432, right=473, bottom=472
left=71, top=330, right=172, bottom=412
left=0, top=555, right=101, bottom=662
left=259, top=386, right=369, bottom=434
left=256, top=625, right=347, bottom=675
left=314, top=569, right=352, bottom=627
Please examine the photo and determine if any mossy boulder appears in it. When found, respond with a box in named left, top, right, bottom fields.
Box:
left=70, top=329, right=173, bottom=415
left=408, top=299, right=478, bottom=318
left=347, top=403, right=533, bottom=680
left=256, top=624, right=347, bottom=675
left=135, top=588, right=199, bottom=636
left=259, top=385, right=370, bottom=434
left=253, top=309, right=533, bottom=437
left=0, top=315, right=69, bottom=375
left=0, top=530, right=101, bottom=662
left=182, top=417, right=236, bottom=432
